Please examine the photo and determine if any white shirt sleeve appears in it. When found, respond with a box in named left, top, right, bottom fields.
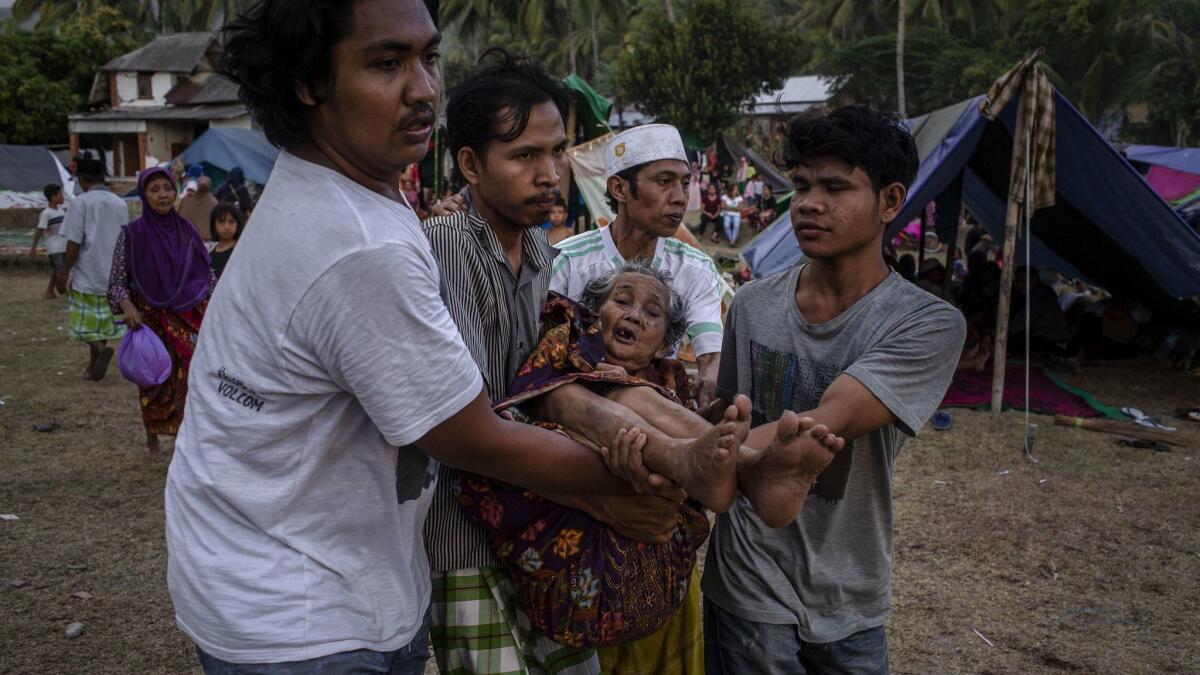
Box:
left=683, top=263, right=726, bottom=356
left=60, top=200, right=84, bottom=244
left=291, top=243, right=483, bottom=448
left=549, top=254, right=571, bottom=298
left=36, top=209, right=51, bottom=231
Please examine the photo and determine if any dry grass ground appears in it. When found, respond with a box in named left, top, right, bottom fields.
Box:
left=2, top=269, right=1198, bottom=674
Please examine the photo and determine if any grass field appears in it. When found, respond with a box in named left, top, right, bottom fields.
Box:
left=2, top=269, right=1199, bottom=674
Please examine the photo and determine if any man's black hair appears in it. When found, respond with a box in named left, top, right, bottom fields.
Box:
left=218, top=0, right=358, bottom=149
left=74, top=155, right=105, bottom=183
left=44, top=184, right=62, bottom=201
left=210, top=202, right=247, bottom=242
left=782, top=104, right=919, bottom=192
left=446, top=48, right=571, bottom=182
left=604, top=164, right=643, bottom=213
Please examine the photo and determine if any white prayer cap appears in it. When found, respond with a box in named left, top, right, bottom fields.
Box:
left=604, top=124, right=688, bottom=179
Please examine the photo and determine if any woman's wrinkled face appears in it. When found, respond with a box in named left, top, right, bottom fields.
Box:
left=599, top=272, right=672, bottom=372
left=215, top=212, right=238, bottom=242
left=145, top=175, right=176, bottom=216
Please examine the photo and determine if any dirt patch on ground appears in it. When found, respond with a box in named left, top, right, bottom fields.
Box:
left=2, top=270, right=1198, bottom=673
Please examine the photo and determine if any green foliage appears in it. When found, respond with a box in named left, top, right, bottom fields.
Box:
left=823, top=27, right=1008, bottom=113
left=804, top=0, right=1200, bottom=144
left=614, top=0, right=799, bottom=140
left=0, top=7, right=141, bottom=144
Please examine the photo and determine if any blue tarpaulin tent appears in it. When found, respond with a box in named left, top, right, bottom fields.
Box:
left=1124, top=144, right=1200, bottom=177
left=179, top=128, right=280, bottom=186
left=741, top=91, right=1200, bottom=315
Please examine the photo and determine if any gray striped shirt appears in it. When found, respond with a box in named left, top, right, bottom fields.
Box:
left=422, top=189, right=557, bottom=571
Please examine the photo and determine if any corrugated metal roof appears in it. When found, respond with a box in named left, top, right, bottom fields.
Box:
left=69, top=104, right=247, bottom=122
left=101, top=32, right=216, bottom=74
left=747, top=76, right=833, bottom=115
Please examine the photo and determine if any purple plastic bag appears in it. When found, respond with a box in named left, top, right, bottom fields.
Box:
left=117, top=326, right=172, bottom=387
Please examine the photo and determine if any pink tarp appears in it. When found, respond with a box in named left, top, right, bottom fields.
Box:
left=1145, top=165, right=1200, bottom=202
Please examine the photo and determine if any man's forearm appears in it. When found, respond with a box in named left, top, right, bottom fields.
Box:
left=418, top=389, right=632, bottom=497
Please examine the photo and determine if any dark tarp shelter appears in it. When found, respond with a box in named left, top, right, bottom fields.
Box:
left=716, top=134, right=790, bottom=192
left=178, top=128, right=280, bottom=186
left=0, top=145, right=62, bottom=192
left=741, top=91, right=1200, bottom=320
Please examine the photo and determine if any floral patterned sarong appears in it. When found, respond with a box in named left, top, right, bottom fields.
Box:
left=456, top=294, right=709, bottom=649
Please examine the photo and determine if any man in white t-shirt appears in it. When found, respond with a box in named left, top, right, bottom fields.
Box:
left=551, top=124, right=728, bottom=406
left=29, top=183, right=67, bottom=299
left=168, top=2, right=670, bottom=673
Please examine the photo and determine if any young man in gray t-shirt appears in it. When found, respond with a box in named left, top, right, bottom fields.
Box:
left=702, top=105, right=966, bottom=673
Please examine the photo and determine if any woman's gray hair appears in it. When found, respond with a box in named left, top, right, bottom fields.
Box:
left=579, top=260, right=688, bottom=354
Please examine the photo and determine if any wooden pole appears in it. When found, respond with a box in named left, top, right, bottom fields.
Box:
left=990, top=200, right=1020, bottom=417
left=942, top=208, right=962, bottom=300
left=991, top=115, right=1033, bottom=418
left=916, top=211, right=927, bottom=273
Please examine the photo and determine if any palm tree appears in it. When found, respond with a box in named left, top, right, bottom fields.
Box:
left=520, top=0, right=577, bottom=74
left=442, top=0, right=520, bottom=63
left=13, top=0, right=153, bottom=27
left=14, top=0, right=252, bottom=31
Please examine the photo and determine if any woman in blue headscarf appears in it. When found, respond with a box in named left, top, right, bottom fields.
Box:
left=108, top=166, right=214, bottom=460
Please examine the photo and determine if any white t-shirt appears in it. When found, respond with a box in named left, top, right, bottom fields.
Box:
left=721, top=194, right=743, bottom=213
left=37, top=206, right=68, bottom=254
left=58, top=186, right=128, bottom=295
left=550, top=225, right=728, bottom=356
left=165, top=151, right=483, bottom=664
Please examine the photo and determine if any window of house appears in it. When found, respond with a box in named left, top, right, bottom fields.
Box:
left=137, top=73, right=153, bottom=100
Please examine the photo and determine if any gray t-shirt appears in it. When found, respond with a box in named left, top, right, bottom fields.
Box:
left=702, top=265, right=965, bottom=643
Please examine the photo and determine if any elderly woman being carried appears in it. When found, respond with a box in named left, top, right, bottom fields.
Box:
left=456, top=261, right=843, bottom=650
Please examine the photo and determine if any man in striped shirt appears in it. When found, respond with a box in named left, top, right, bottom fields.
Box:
left=550, top=124, right=728, bottom=408
left=422, top=51, right=685, bottom=675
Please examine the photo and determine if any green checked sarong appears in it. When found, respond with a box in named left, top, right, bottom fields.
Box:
left=431, top=566, right=598, bottom=675
left=68, top=290, right=125, bottom=342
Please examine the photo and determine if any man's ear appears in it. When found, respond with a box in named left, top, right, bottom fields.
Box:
left=294, top=80, right=319, bottom=107
left=879, top=182, right=907, bottom=223
left=458, top=147, right=484, bottom=186
left=607, top=175, right=628, bottom=206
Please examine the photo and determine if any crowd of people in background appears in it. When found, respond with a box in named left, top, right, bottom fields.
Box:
left=878, top=214, right=1157, bottom=375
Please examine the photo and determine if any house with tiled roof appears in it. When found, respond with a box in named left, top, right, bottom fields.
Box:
left=68, top=32, right=251, bottom=178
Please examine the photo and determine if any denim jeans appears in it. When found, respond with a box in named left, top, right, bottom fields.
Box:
left=196, top=610, right=431, bottom=675
left=722, top=212, right=741, bottom=243
left=704, top=599, right=888, bottom=675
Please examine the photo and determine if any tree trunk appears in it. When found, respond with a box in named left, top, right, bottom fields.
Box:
left=664, top=0, right=675, bottom=24
left=896, top=0, right=908, bottom=117
left=567, top=0, right=577, bottom=74
left=590, top=8, right=600, bottom=78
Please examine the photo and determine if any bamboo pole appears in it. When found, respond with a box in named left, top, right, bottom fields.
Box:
left=990, top=200, right=1021, bottom=417
left=991, top=119, right=1032, bottom=418
left=942, top=209, right=961, bottom=300
left=917, top=210, right=928, bottom=272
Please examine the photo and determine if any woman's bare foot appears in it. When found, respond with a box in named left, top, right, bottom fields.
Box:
left=738, top=412, right=845, bottom=528
left=661, top=396, right=751, bottom=512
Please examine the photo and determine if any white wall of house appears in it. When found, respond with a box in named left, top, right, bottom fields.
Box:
left=145, top=121, right=195, bottom=163
left=208, top=115, right=253, bottom=130
left=114, top=71, right=177, bottom=107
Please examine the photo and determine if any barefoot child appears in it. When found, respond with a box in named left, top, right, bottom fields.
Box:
left=458, top=263, right=843, bottom=649
left=205, top=203, right=244, bottom=282
left=30, top=184, right=67, bottom=299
